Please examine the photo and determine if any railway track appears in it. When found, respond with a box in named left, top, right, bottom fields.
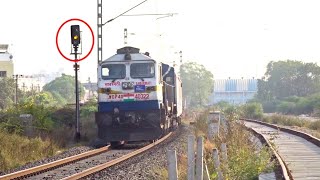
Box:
left=0, top=133, right=172, bottom=180
left=243, top=119, right=320, bottom=180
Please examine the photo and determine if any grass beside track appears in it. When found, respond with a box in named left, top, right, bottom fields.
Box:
left=0, top=130, right=60, bottom=172
left=194, top=110, right=274, bottom=180
left=262, top=114, right=320, bottom=138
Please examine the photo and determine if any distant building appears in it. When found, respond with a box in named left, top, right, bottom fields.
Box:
left=18, top=75, right=43, bottom=92
left=210, top=78, right=258, bottom=105
left=82, top=82, right=98, bottom=102
left=18, top=72, right=63, bottom=92
left=0, top=44, right=14, bottom=78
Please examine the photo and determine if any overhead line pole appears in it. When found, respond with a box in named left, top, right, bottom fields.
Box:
left=97, top=0, right=149, bottom=66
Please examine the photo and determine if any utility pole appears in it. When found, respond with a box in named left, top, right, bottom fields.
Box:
left=87, top=77, right=92, bottom=100
left=13, top=74, right=23, bottom=105
left=124, top=28, right=128, bottom=45
left=97, top=0, right=103, bottom=64
left=97, top=0, right=175, bottom=66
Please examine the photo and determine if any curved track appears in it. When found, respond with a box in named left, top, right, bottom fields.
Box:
left=243, top=119, right=320, bottom=180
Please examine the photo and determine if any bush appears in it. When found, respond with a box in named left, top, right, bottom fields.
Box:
left=226, top=123, right=273, bottom=179
left=262, top=101, right=278, bottom=113
left=50, top=106, right=75, bottom=127
left=276, top=101, right=296, bottom=114
left=242, top=102, right=263, bottom=119
left=80, top=104, right=97, bottom=118
left=194, top=110, right=209, bottom=137
left=192, top=108, right=273, bottom=180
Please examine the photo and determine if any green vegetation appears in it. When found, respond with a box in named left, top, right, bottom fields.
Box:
left=224, top=122, right=273, bottom=180
left=241, top=102, right=264, bottom=119
left=254, top=60, right=320, bottom=116
left=0, top=78, right=15, bottom=109
left=180, top=62, right=214, bottom=107
left=0, top=101, right=98, bottom=171
left=192, top=107, right=273, bottom=180
left=0, top=74, right=97, bottom=172
left=257, top=60, right=320, bottom=100
left=43, top=74, right=85, bottom=105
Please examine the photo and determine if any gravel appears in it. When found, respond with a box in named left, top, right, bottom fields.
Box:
left=85, top=125, right=192, bottom=180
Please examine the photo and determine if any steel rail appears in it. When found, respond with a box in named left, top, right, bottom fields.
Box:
left=63, top=132, right=173, bottom=180
left=0, top=146, right=110, bottom=180
left=243, top=118, right=320, bottom=147
left=244, top=121, right=292, bottom=180
left=242, top=118, right=320, bottom=180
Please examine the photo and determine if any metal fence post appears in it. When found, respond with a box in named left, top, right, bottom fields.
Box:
left=188, top=135, right=195, bottom=180
left=196, top=136, right=204, bottom=180
left=213, top=148, right=223, bottom=180
left=167, top=150, right=178, bottom=180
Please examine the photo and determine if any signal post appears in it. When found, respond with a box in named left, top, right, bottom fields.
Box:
left=71, top=25, right=81, bottom=140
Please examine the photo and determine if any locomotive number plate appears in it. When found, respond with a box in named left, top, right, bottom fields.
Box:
left=108, top=94, right=123, bottom=100
left=134, top=93, right=149, bottom=100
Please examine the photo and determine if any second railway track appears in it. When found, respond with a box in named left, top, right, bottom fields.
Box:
left=243, top=119, right=320, bottom=180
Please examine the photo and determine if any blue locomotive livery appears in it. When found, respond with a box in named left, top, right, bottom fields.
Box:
left=95, top=46, right=183, bottom=145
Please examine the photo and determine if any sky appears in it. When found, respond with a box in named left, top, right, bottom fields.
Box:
left=1, top=0, right=320, bottom=82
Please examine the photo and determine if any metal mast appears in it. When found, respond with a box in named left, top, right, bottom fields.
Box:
left=97, top=0, right=103, bottom=64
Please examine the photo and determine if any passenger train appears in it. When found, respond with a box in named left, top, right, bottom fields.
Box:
left=95, top=46, right=183, bottom=146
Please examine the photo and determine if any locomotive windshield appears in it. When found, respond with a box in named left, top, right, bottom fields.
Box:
left=101, top=64, right=126, bottom=80
left=130, top=63, right=155, bottom=78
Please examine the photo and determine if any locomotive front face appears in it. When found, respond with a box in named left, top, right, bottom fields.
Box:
left=98, top=61, right=161, bottom=103
left=96, top=52, right=164, bottom=142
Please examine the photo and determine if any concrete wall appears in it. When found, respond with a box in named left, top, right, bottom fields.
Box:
left=210, top=78, right=258, bottom=105
left=0, top=60, right=14, bottom=78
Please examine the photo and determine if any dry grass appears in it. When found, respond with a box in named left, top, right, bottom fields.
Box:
left=154, top=153, right=188, bottom=180
left=262, top=114, right=320, bottom=139
left=0, top=130, right=60, bottom=171
left=177, top=154, right=188, bottom=180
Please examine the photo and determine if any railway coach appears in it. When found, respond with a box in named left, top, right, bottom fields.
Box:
left=95, top=46, right=182, bottom=146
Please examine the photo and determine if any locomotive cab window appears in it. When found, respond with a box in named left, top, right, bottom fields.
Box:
left=130, top=63, right=155, bottom=78
left=101, top=64, right=126, bottom=80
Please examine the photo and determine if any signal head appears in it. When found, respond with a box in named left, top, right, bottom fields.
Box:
left=71, top=25, right=81, bottom=46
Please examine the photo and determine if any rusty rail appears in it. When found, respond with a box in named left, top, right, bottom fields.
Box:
left=63, top=132, right=173, bottom=180
left=0, top=146, right=110, bottom=180
left=242, top=118, right=320, bottom=180
left=243, top=121, right=292, bottom=180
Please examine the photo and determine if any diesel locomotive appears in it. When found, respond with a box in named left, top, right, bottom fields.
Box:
left=95, top=46, right=183, bottom=145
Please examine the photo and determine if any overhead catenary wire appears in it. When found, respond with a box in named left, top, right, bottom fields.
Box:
left=103, top=0, right=149, bottom=25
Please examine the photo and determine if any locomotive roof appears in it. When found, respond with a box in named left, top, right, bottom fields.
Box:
left=102, top=46, right=154, bottom=62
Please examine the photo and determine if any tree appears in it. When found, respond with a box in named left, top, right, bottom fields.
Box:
left=42, top=74, right=85, bottom=105
left=180, top=62, right=214, bottom=107
left=0, top=78, right=15, bottom=109
left=260, top=60, right=320, bottom=100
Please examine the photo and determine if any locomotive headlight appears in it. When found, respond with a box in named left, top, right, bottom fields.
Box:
left=128, top=82, right=134, bottom=88
left=122, top=82, right=128, bottom=89
left=122, top=82, right=134, bottom=89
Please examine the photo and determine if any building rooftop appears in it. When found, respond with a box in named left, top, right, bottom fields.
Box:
left=0, top=44, right=13, bottom=61
left=0, top=44, right=9, bottom=53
